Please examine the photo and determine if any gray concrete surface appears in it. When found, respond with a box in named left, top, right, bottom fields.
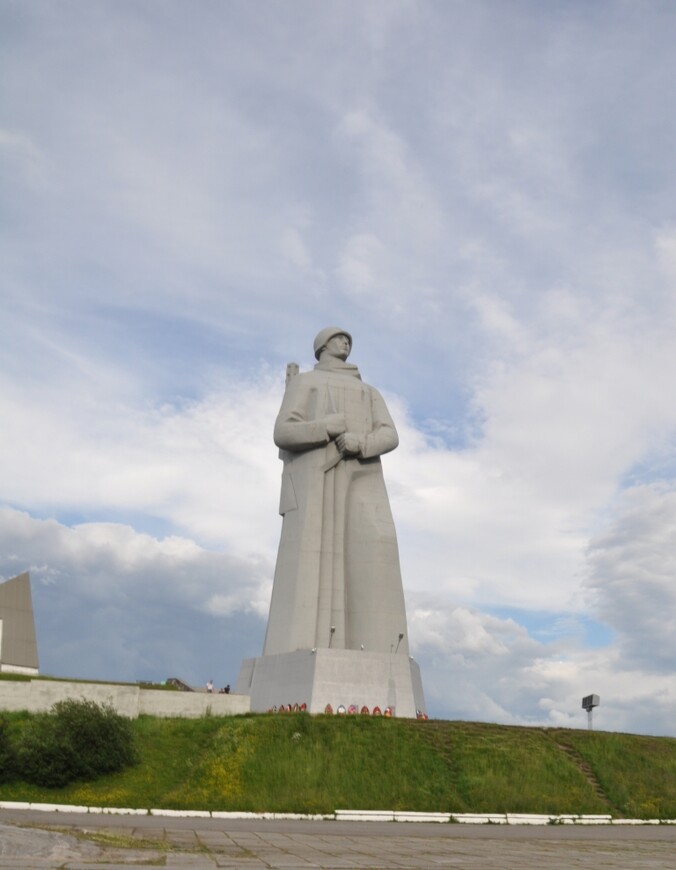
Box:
left=0, top=678, right=250, bottom=718
left=1, top=809, right=675, bottom=868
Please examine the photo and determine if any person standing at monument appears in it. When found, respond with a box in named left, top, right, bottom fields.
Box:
left=263, top=327, right=410, bottom=658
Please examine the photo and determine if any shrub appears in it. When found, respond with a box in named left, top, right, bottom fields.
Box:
left=16, top=698, right=138, bottom=787
left=0, top=716, right=17, bottom=782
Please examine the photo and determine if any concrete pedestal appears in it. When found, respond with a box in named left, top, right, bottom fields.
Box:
left=236, top=648, right=425, bottom=718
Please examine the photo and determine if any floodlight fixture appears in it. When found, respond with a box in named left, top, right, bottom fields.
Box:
left=581, top=694, right=600, bottom=730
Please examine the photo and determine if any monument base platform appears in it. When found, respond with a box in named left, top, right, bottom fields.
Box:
left=236, top=649, right=425, bottom=718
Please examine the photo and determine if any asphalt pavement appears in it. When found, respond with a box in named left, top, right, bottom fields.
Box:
left=1, top=809, right=675, bottom=869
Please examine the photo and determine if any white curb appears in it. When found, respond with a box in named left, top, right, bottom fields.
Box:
left=395, top=812, right=451, bottom=823
left=0, top=801, right=674, bottom=825
left=336, top=809, right=394, bottom=822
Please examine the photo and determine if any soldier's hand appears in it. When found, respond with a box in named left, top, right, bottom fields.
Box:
left=336, top=432, right=362, bottom=455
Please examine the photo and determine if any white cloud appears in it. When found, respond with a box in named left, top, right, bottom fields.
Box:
left=0, top=507, right=270, bottom=686
left=0, top=128, right=48, bottom=188
left=587, top=484, right=676, bottom=675
left=0, top=509, right=268, bottom=616
left=0, top=367, right=283, bottom=556
left=337, top=232, right=388, bottom=296
left=655, top=225, right=676, bottom=297
left=334, top=109, right=446, bottom=315
left=337, top=108, right=444, bottom=246
left=279, top=227, right=312, bottom=271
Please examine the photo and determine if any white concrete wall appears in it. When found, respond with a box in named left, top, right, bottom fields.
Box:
left=138, top=688, right=249, bottom=717
left=0, top=681, right=32, bottom=712
left=0, top=679, right=250, bottom=718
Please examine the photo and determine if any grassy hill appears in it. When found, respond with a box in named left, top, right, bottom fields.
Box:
left=2, top=713, right=676, bottom=818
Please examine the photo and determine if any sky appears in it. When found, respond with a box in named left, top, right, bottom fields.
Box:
left=2, top=0, right=676, bottom=735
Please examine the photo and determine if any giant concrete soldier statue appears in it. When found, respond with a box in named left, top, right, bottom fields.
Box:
left=263, top=327, right=410, bottom=657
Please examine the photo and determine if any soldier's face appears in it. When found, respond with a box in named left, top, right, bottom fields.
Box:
left=325, top=334, right=351, bottom=360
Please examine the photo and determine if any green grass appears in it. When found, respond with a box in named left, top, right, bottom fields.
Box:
left=553, top=729, right=676, bottom=819
left=2, top=713, right=676, bottom=817
left=414, top=721, right=607, bottom=815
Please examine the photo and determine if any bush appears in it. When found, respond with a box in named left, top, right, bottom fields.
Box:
left=16, top=698, right=138, bottom=787
left=0, top=716, right=17, bottom=782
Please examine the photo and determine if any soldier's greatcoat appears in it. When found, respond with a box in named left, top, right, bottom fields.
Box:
left=263, top=357, right=410, bottom=656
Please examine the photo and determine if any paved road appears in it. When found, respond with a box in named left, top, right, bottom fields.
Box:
left=1, top=809, right=675, bottom=868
